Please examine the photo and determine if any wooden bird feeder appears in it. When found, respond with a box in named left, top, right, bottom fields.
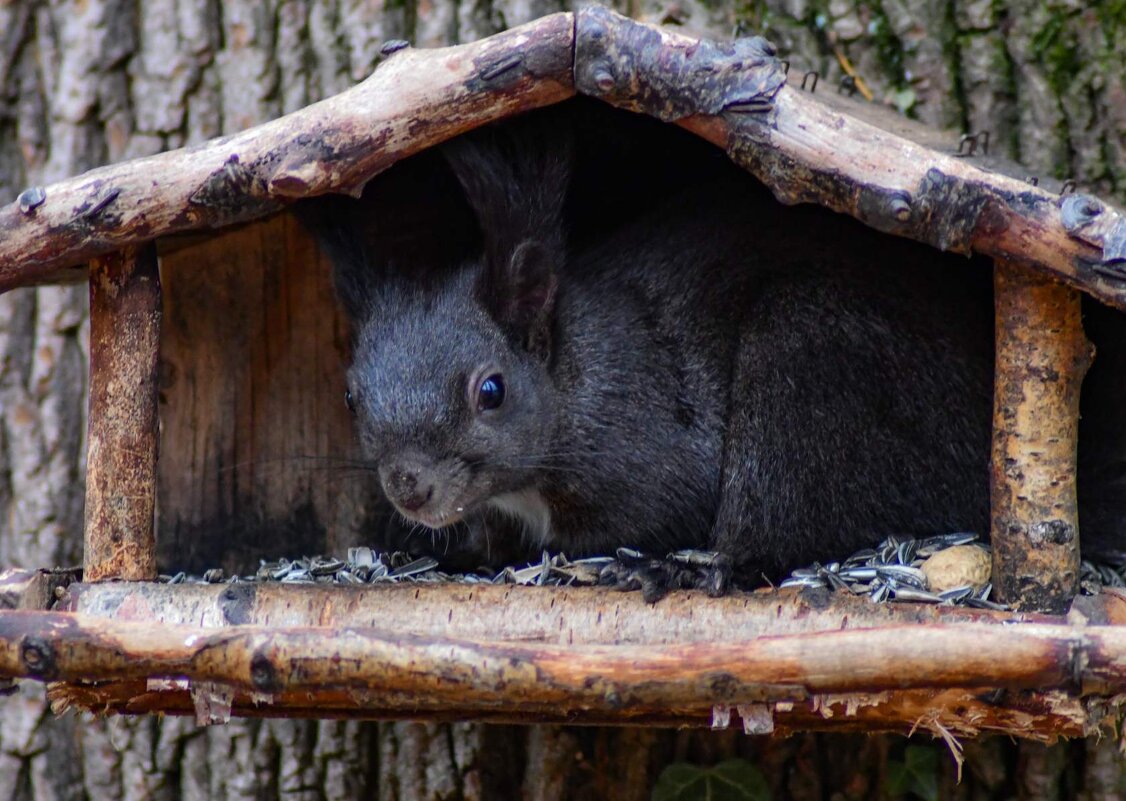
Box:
left=3, top=6, right=1126, bottom=742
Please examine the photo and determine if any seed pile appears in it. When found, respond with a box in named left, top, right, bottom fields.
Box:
left=1080, top=558, right=1126, bottom=594
left=160, top=535, right=1126, bottom=606
left=160, top=548, right=617, bottom=587
left=162, top=549, right=443, bottom=585
left=779, top=532, right=1004, bottom=609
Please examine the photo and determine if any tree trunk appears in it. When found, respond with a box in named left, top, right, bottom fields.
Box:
left=1, top=1, right=1123, bottom=799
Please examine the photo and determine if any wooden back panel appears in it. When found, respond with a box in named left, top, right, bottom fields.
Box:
left=156, top=214, right=381, bottom=574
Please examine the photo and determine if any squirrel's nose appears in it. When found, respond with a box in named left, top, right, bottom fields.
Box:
left=397, top=479, right=434, bottom=512
left=383, top=462, right=436, bottom=513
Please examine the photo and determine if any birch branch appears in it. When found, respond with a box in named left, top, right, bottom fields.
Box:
left=0, top=582, right=1122, bottom=736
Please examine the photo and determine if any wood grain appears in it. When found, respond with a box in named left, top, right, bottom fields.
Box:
left=156, top=213, right=380, bottom=574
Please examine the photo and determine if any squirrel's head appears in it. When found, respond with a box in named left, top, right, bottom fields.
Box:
left=346, top=239, right=561, bottom=528
left=343, top=113, right=571, bottom=528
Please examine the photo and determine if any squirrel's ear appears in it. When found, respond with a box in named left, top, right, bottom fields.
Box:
left=293, top=195, right=377, bottom=322
left=480, top=239, right=558, bottom=360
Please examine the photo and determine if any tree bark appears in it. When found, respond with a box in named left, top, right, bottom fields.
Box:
left=1, top=1, right=1123, bottom=799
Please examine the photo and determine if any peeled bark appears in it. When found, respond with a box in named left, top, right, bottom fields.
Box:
left=0, top=582, right=1119, bottom=738
left=0, top=14, right=576, bottom=292
left=83, top=244, right=161, bottom=581
left=991, top=262, right=1092, bottom=612
left=4, top=9, right=1124, bottom=315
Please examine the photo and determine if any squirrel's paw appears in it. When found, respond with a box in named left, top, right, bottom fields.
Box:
left=598, top=548, right=733, bottom=603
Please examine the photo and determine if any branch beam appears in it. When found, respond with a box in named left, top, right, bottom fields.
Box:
left=0, top=583, right=1118, bottom=735
left=572, top=7, right=1126, bottom=309
left=0, top=13, right=576, bottom=291
left=0, top=603, right=1123, bottom=740
left=2, top=8, right=1124, bottom=313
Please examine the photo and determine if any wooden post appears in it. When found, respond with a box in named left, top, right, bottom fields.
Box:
left=84, top=244, right=161, bottom=581
left=991, top=260, right=1092, bottom=613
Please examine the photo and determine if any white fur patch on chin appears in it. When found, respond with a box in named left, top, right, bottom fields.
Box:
left=487, top=489, right=553, bottom=547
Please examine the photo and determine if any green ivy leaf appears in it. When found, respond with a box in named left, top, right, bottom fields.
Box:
left=653, top=765, right=706, bottom=801
left=903, top=746, right=939, bottom=801
left=886, top=746, right=939, bottom=801
left=887, top=760, right=911, bottom=795
left=652, top=759, right=770, bottom=801
left=891, top=88, right=917, bottom=115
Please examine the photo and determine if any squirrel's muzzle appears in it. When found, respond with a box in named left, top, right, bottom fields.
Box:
left=379, top=451, right=465, bottom=527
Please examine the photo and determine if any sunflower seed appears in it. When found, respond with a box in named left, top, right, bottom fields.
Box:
left=389, top=557, right=439, bottom=578
left=669, top=549, right=722, bottom=567
left=891, top=586, right=941, bottom=603
left=938, top=586, right=974, bottom=603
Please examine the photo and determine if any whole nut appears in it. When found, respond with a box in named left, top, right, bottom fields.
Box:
left=921, top=544, right=991, bottom=592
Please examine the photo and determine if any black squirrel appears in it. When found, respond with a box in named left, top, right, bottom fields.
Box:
left=302, top=99, right=1125, bottom=593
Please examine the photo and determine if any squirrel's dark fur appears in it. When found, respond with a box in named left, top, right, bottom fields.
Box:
left=301, top=99, right=1126, bottom=587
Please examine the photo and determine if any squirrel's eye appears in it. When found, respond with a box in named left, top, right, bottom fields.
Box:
left=477, top=373, right=505, bottom=411
left=345, top=389, right=356, bottom=414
